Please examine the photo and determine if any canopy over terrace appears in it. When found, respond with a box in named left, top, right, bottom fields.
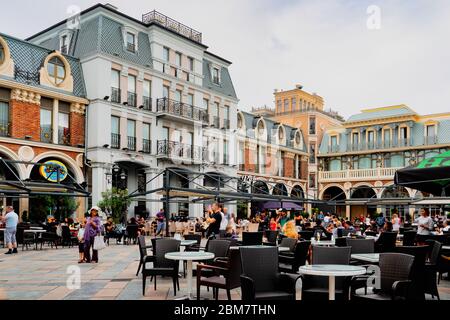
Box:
left=127, top=168, right=310, bottom=236
left=0, top=158, right=89, bottom=198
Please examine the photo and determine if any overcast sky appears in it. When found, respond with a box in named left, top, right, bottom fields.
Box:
left=2, top=0, right=450, bottom=119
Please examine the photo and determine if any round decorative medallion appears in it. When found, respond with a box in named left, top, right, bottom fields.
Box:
left=18, top=146, right=34, bottom=162
left=374, top=181, right=383, bottom=187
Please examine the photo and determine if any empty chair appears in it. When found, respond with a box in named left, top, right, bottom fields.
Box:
left=196, top=246, right=241, bottom=300
left=424, top=240, right=442, bottom=299
left=351, top=253, right=415, bottom=300
left=347, top=238, right=375, bottom=254
left=279, top=240, right=310, bottom=273
left=278, top=237, right=298, bottom=258
left=242, top=232, right=263, bottom=246
left=22, top=232, right=36, bottom=251
left=240, top=246, right=300, bottom=300
left=298, top=230, right=314, bottom=240
left=375, top=232, right=398, bottom=253
left=402, top=230, right=417, bottom=246
left=264, top=230, right=279, bottom=245
left=142, top=239, right=180, bottom=296
left=335, top=237, right=348, bottom=247
left=396, top=245, right=429, bottom=300
left=195, top=239, right=231, bottom=278
left=300, top=246, right=352, bottom=301
left=184, top=234, right=202, bottom=251
left=136, top=235, right=154, bottom=276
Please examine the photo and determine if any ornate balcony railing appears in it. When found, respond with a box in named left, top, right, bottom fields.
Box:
left=212, top=116, right=220, bottom=128
left=343, top=138, right=413, bottom=153
left=142, top=139, right=151, bottom=153
left=0, top=121, right=10, bottom=137
left=40, top=126, right=52, bottom=143
left=156, top=98, right=208, bottom=123
left=58, top=126, right=70, bottom=145
left=15, top=67, right=39, bottom=85
left=223, top=119, right=230, bottom=130
left=127, top=92, right=137, bottom=107
left=126, top=42, right=136, bottom=53
left=111, top=133, right=120, bottom=149
left=127, top=136, right=136, bottom=151
left=142, top=96, right=152, bottom=111
left=157, top=140, right=205, bottom=161
left=319, top=167, right=401, bottom=182
left=142, top=10, right=202, bottom=44
left=111, top=87, right=121, bottom=103
left=425, top=135, right=437, bottom=145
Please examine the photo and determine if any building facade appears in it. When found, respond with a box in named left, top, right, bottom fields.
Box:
left=0, top=32, right=89, bottom=217
left=27, top=4, right=238, bottom=219
left=236, top=110, right=309, bottom=215
left=317, top=104, right=450, bottom=219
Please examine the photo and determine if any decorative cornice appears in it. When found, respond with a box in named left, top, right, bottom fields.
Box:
left=10, top=88, right=41, bottom=105
left=70, top=102, right=86, bottom=115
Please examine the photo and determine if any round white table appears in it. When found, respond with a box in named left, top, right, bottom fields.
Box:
left=165, top=251, right=214, bottom=299
left=298, top=265, right=366, bottom=300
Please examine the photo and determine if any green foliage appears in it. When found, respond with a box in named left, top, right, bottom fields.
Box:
left=97, top=188, right=131, bottom=223
left=29, top=195, right=79, bottom=222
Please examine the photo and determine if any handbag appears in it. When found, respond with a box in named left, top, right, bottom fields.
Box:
left=93, top=233, right=106, bottom=251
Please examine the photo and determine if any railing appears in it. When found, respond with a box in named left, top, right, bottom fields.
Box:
left=126, top=42, right=135, bottom=53
left=111, top=133, right=120, bottom=149
left=15, top=67, right=39, bottom=84
left=343, top=138, right=413, bottom=153
left=0, top=121, right=10, bottom=137
left=58, top=127, right=70, bottom=145
left=142, top=96, right=152, bottom=111
left=157, top=140, right=205, bottom=161
left=212, top=116, right=220, bottom=128
left=142, top=139, right=151, bottom=153
left=328, top=145, right=339, bottom=153
left=142, top=10, right=202, bottom=44
left=425, top=135, right=437, bottom=145
left=156, top=98, right=208, bottom=123
left=127, top=92, right=137, bottom=107
left=319, top=167, right=401, bottom=182
left=127, top=136, right=136, bottom=151
left=40, top=126, right=52, bottom=143
left=223, top=119, right=230, bottom=130
left=111, top=87, right=121, bottom=103
left=213, top=76, right=220, bottom=85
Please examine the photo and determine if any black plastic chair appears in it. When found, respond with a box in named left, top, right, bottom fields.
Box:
left=347, top=238, right=375, bottom=254
left=375, top=232, right=397, bottom=253
left=240, top=246, right=300, bottom=300
left=136, top=235, right=154, bottom=276
left=38, top=232, right=60, bottom=249
left=124, top=225, right=139, bottom=245
left=351, top=253, right=414, bottom=300
left=142, top=239, right=180, bottom=296
left=22, top=232, right=36, bottom=251
left=279, top=240, right=310, bottom=273
left=402, top=230, right=417, bottom=246
left=184, top=234, right=202, bottom=252
left=242, top=232, right=263, bottom=246
left=300, top=246, right=352, bottom=301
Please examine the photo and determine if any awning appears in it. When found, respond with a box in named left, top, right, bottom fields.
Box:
left=412, top=198, right=450, bottom=206
left=395, top=150, right=450, bottom=196
left=262, top=201, right=303, bottom=210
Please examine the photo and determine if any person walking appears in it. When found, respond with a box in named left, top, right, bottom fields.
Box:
left=2, top=206, right=18, bottom=254
left=84, top=206, right=103, bottom=263
left=155, top=208, right=166, bottom=237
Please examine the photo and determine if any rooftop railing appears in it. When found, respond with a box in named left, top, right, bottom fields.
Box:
left=142, top=10, right=202, bottom=44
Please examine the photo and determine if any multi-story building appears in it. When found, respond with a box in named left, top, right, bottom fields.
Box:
left=0, top=32, right=89, bottom=216
left=253, top=84, right=343, bottom=208
left=236, top=110, right=309, bottom=215
left=317, top=104, right=450, bottom=219
left=27, top=3, right=238, bottom=219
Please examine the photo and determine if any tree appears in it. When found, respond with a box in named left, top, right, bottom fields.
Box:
left=97, top=188, right=131, bottom=223
left=29, top=195, right=79, bottom=222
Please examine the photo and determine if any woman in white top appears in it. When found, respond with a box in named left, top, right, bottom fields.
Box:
left=415, top=208, right=434, bottom=245
left=391, top=213, right=401, bottom=232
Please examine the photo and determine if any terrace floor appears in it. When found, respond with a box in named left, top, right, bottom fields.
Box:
left=0, top=239, right=449, bottom=300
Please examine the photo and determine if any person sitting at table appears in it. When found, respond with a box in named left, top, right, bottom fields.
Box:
left=443, top=220, right=450, bottom=232
left=312, top=219, right=332, bottom=239
left=383, top=221, right=393, bottom=232
left=269, top=217, right=278, bottom=231
left=283, top=220, right=299, bottom=240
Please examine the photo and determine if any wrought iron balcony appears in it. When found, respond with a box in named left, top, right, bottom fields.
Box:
left=223, top=119, right=230, bottom=130
left=127, top=136, right=136, bottom=151
left=111, top=133, right=121, bottom=149
left=343, top=138, right=413, bottom=153
left=0, top=121, right=10, bottom=137
left=211, top=116, right=220, bottom=128
left=328, top=145, right=340, bottom=153
left=111, top=87, right=121, bottom=103
left=58, top=126, right=70, bottom=146
left=425, top=135, right=437, bottom=145
left=142, top=10, right=202, bottom=44
left=127, top=92, right=137, bottom=107
left=142, top=139, right=151, bottom=153
left=126, top=42, right=136, bottom=53
left=142, top=96, right=152, bottom=111
left=40, top=126, right=52, bottom=143
left=156, top=98, right=208, bottom=123
left=157, top=140, right=205, bottom=162
left=15, top=67, right=39, bottom=85
left=60, top=45, right=68, bottom=54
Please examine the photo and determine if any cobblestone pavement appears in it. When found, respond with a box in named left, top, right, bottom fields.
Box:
left=0, top=241, right=449, bottom=300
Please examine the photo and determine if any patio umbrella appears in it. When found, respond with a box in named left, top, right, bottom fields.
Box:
left=394, top=150, right=450, bottom=196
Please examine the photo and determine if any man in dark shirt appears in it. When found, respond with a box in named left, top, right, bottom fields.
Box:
left=206, top=202, right=222, bottom=238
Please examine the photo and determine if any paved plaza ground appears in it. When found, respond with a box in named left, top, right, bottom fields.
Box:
left=0, top=240, right=449, bottom=300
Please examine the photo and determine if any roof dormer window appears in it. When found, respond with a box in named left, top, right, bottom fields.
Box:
left=212, top=67, right=220, bottom=85
left=60, top=35, right=68, bottom=54
left=126, top=32, right=136, bottom=53
left=47, top=56, right=66, bottom=85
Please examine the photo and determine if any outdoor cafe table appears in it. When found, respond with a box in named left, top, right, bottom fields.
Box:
left=351, top=253, right=380, bottom=264
left=165, top=251, right=214, bottom=300
left=298, top=265, right=366, bottom=300
left=229, top=245, right=290, bottom=252
left=443, top=245, right=450, bottom=251
left=310, top=239, right=335, bottom=246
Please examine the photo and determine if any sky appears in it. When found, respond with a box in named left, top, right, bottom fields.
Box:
left=1, top=0, right=450, bottom=119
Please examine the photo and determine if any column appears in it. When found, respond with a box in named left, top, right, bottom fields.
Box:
left=145, top=168, right=163, bottom=216
left=91, top=163, right=109, bottom=208
left=52, top=99, right=59, bottom=144
left=189, top=175, right=204, bottom=218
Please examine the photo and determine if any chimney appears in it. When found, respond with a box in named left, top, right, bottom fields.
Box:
left=295, top=84, right=303, bottom=90
left=104, top=3, right=118, bottom=11
left=274, top=89, right=278, bottom=93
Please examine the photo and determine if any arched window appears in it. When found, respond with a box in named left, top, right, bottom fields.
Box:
left=257, top=120, right=265, bottom=137
left=0, top=42, right=4, bottom=66
left=237, top=114, right=243, bottom=129
left=295, top=131, right=301, bottom=145
left=278, top=127, right=284, bottom=140
left=47, top=56, right=66, bottom=85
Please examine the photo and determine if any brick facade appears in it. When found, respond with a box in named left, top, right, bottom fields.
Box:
left=244, top=147, right=255, bottom=172
left=283, top=155, right=294, bottom=178
left=9, top=99, right=40, bottom=141
left=69, top=112, right=85, bottom=146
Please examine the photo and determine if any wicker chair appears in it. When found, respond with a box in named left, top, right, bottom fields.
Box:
left=402, top=230, right=417, bottom=246
left=264, top=230, right=279, bottom=246
left=240, top=246, right=300, bottom=300
left=279, top=240, right=310, bottom=273
left=396, top=245, right=429, bottom=300
left=347, top=238, right=375, bottom=254
left=375, top=231, right=398, bottom=253
left=241, top=232, right=263, bottom=246
left=136, top=236, right=154, bottom=276
left=351, top=253, right=414, bottom=300
left=424, top=240, right=442, bottom=299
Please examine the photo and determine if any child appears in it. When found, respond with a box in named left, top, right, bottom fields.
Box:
left=77, top=221, right=86, bottom=263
